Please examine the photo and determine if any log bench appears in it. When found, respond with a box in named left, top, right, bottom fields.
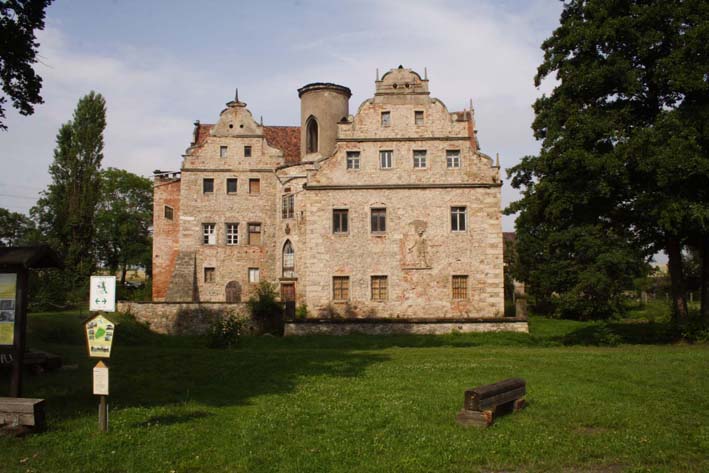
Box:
left=456, top=378, right=526, bottom=427
left=0, top=397, right=46, bottom=432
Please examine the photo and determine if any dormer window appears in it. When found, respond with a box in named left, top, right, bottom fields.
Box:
left=381, top=111, right=391, bottom=127
left=306, top=117, right=318, bottom=153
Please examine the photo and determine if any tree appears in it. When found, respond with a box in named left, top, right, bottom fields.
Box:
left=0, top=207, right=35, bottom=246
left=32, top=91, right=106, bottom=285
left=0, top=0, right=53, bottom=130
left=507, top=0, right=709, bottom=322
left=95, top=168, right=153, bottom=284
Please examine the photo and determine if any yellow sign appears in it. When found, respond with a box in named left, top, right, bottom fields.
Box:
left=85, top=314, right=115, bottom=358
left=0, top=273, right=17, bottom=346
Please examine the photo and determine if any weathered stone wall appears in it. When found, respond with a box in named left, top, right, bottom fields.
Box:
left=152, top=177, right=181, bottom=301
left=117, top=301, right=252, bottom=335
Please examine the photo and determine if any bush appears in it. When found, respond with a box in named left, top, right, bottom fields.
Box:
left=295, top=303, right=309, bottom=320
left=247, top=282, right=283, bottom=335
left=207, top=311, right=246, bottom=349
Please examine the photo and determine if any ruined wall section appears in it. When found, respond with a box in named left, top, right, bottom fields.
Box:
left=152, top=176, right=181, bottom=301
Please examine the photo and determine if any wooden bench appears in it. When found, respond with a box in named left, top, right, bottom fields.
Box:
left=0, top=397, right=46, bottom=432
left=456, top=378, right=526, bottom=427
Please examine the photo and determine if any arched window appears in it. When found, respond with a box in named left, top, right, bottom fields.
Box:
left=225, top=281, right=242, bottom=303
left=306, top=117, right=318, bottom=153
left=283, top=240, right=295, bottom=278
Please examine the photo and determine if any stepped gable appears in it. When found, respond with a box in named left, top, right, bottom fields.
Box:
left=263, top=126, right=301, bottom=164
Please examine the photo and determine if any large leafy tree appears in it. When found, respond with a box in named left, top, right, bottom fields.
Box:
left=95, top=168, right=153, bottom=284
left=0, top=207, right=35, bottom=246
left=508, top=0, right=709, bottom=321
left=32, top=91, right=107, bottom=284
left=0, top=0, right=53, bottom=130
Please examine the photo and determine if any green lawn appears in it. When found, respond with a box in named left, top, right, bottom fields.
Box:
left=1, top=309, right=707, bottom=473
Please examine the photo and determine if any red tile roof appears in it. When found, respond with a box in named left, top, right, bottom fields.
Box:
left=263, top=126, right=301, bottom=164
left=195, top=124, right=213, bottom=145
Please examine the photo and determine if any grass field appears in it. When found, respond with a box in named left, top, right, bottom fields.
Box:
left=1, top=307, right=708, bottom=473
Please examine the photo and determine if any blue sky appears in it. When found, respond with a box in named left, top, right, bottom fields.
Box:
left=0, top=0, right=564, bottom=231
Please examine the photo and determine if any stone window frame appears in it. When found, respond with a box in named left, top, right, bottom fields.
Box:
left=380, top=111, right=391, bottom=127
left=379, top=149, right=393, bottom=170
left=203, top=178, right=215, bottom=193
left=226, top=223, right=239, bottom=245
left=452, top=275, right=468, bottom=299
left=204, top=267, right=216, bottom=283
left=451, top=206, right=467, bottom=232
left=371, top=275, right=388, bottom=301
left=413, top=149, right=427, bottom=169
left=346, top=151, right=360, bottom=170
left=370, top=207, right=386, bottom=234
left=249, top=178, right=260, bottom=195
left=332, top=276, right=350, bottom=301
left=282, top=240, right=295, bottom=278
left=306, top=116, right=319, bottom=153
left=164, top=205, right=173, bottom=220
left=332, top=208, right=349, bottom=235
left=248, top=267, right=260, bottom=284
left=446, top=149, right=461, bottom=169
left=247, top=222, right=262, bottom=245
left=414, top=110, right=424, bottom=126
left=219, top=146, right=228, bottom=158
left=282, top=193, right=295, bottom=219
left=244, top=145, right=252, bottom=158
left=202, top=223, right=216, bottom=245
left=226, top=178, right=237, bottom=194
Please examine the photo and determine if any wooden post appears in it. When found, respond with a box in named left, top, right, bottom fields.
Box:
left=10, top=268, right=28, bottom=397
left=98, top=395, right=108, bottom=432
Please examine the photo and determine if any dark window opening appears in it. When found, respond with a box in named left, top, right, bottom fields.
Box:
left=306, top=117, right=318, bottom=153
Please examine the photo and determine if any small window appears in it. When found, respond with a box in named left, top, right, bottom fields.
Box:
left=244, top=145, right=252, bottom=157
left=226, top=178, right=237, bottom=194
left=202, top=223, right=216, bottom=245
left=371, top=208, right=386, bottom=233
left=249, top=178, right=260, bottom=194
left=203, top=178, right=214, bottom=193
left=333, top=209, right=349, bottom=234
left=226, top=223, right=239, bottom=245
left=282, top=194, right=294, bottom=219
left=414, top=111, right=424, bottom=125
left=220, top=146, right=227, bottom=158
left=346, top=151, right=360, bottom=170
left=371, top=276, right=388, bottom=301
left=413, top=150, right=427, bottom=168
left=204, top=267, right=215, bottom=283
left=164, top=205, right=173, bottom=220
left=333, top=276, right=350, bottom=301
left=379, top=150, right=392, bottom=169
left=248, top=223, right=262, bottom=245
left=451, top=207, right=467, bottom=232
left=381, top=111, right=391, bottom=127
left=248, top=268, right=260, bottom=284
left=452, top=275, right=468, bottom=299
left=446, top=150, right=461, bottom=169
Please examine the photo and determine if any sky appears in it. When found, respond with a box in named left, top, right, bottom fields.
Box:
left=0, top=0, right=564, bottom=232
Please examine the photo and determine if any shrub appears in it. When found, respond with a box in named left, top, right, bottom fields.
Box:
left=247, top=282, right=283, bottom=335
left=295, top=303, right=309, bottom=320
left=208, top=311, right=246, bottom=349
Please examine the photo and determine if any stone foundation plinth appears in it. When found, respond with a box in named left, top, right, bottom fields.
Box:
left=284, top=317, right=528, bottom=336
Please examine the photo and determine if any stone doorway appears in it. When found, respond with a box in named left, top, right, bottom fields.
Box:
left=225, top=281, right=242, bottom=303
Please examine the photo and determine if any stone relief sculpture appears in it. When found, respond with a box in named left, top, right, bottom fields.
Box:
left=401, top=220, right=432, bottom=269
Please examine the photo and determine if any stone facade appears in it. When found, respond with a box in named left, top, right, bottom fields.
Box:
left=152, top=66, right=509, bottom=327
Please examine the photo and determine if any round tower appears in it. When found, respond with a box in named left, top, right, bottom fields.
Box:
left=297, top=82, right=351, bottom=158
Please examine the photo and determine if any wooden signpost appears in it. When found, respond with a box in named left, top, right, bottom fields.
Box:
left=85, top=275, right=116, bottom=432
